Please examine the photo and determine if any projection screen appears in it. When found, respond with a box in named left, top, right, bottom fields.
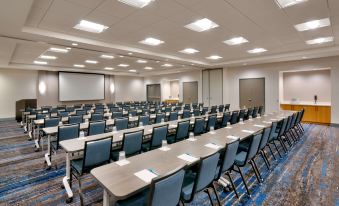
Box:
left=59, top=72, right=105, bottom=101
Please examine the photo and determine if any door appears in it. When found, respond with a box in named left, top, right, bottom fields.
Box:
left=202, top=69, right=223, bottom=106
left=183, top=81, right=198, bottom=103
left=202, top=70, right=210, bottom=106
left=239, top=78, right=265, bottom=109
left=146, top=84, right=161, bottom=102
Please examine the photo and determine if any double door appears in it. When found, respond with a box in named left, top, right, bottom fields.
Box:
left=202, top=69, right=223, bottom=107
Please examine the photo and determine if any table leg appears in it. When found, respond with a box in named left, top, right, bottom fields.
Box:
left=35, top=125, right=40, bottom=149
left=103, top=189, right=117, bottom=206
left=24, top=115, right=28, bottom=133
left=63, top=152, right=73, bottom=202
left=44, top=134, right=51, bottom=167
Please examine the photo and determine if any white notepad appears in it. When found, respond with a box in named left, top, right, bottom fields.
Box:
left=205, top=143, right=221, bottom=150
left=242, top=129, right=255, bottom=134
left=227, top=135, right=239, bottom=140
left=115, top=159, right=130, bottom=166
left=177, top=153, right=198, bottom=163
left=254, top=124, right=265, bottom=128
left=134, top=169, right=158, bottom=183
left=159, top=146, right=171, bottom=151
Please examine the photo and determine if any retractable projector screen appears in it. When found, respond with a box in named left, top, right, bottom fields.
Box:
left=59, top=72, right=105, bottom=101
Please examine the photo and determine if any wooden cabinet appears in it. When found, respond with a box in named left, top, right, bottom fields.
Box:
left=280, top=104, right=331, bottom=124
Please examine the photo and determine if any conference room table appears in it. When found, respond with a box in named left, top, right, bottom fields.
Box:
left=89, top=111, right=294, bottom=206
left=56, top=112, right=223, bottom=200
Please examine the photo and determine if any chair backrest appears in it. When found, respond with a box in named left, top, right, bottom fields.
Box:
left=238, top=109, right=245, bottom=122
left=192, top=103, right=198, bottom=109
left=218, top=139, right=239, bottom=177
left=221, top=112, right=230, bottom=128
left=252, top=107, right=259, bottom=118
left=165, top=107, right=172, bottom=113
left=218, top=105, right=224, bottom=113
left=110, top=107, right=120, bottom=113
left=193, top=109, right=201, bottom=117
left=112, top=112, right=122, bottom=119
left=225, top=104, right=230, bottom=111
left=76, top=110, right=86, bottom=116
left=88, top=121, right=106, bottom=136
left=189, top=152, right=220, bottom=201
left=69, top=115, right=83, bottom=124
left=44, top=117, right=59, bottom=128
left=259, top=126, right=271, bottom=150
left=245, top=108, right=253, bottom=120
left=206, top=115, right=217, bottom=131
left=139, top=115, right=150, bottom=126
left=128, top=110, right=137, bottom=116
left=182, top=110, right=190, bottom=119
left=150, top=125, right=168, bottom=148
left=175, top=120, right=190, bottom=142
left=115, top=117, right=128, bottom=131
left=91, top=113, right=103, bottom=122
left=122, top=130, right=144, bottom=156
left=245, top=132, right=263, bottom=161
left=267, top=121, right=278, bottom=142
left=258, top=106, right=264, bottom=116
left=210, top=106, right=217, bottom=114
left=57, top=124, right=79, bottom=147
left=230, top=111, right=239, bottom=125
left=59, top=111, right=69, bottom=118
left=155, top=113, right=165, bottom=123
left=66, top=107, right=75, bottom=112
left=193, top=118, right=205, bottom=135
left=202, top=107, right=208, bottom=115
left=36, top=113, right=47, bottom=120
left=148, top=167, right=186, bottom=206
left=169, top=112, right=178, bottom=121
left=184, top=104, right=190, bottom=110
left=278, top=117, right=288, bottom=136
left=82, top=137, right=112, bottom=172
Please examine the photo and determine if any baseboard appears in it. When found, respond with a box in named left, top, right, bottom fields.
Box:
left=0, top=117, right=16, bottom=122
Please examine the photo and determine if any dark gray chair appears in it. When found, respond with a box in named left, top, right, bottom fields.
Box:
left=142, top=124, right=168, bottom=151
left=193, top=109, right=201, bottom=117
left=88, top=121, right=106, bottom=136
left=169, top=112, right=178, bottom=121
left=182, top=110, right=190, bottom=119
left=112, top=112, right=123, bottom=119
left=69, top=115, right=82, bottom=124
left=155, top=113, right=165, bottom=124
left=76, top=110, right=86, bottom=116
left=206, top=114, right=217, bottom=132
left=168, top=120, right=190, bottom=143
left=193, top=118, right=205, bottom=136
left=115, top=118, right=128, bottom=131
left=220, top=112, right=230, bottom=128
left=139, top=115, right=150, bottom=126
left=91, top=113, right=103, bottom=122
left=230, top=111, right=239, bottom=125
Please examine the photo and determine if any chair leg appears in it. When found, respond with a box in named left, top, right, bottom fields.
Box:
left=262, top=150, right=271, bottom=166
left=212, top=182, right=222, bottom=206
left=267, top=144, right=277, bottom=161
left=226, top=172, right=239, bottom=198
left=78, top=176, right=84, bottom=206
left=252, top=159, right=263, bottom=182
left=204, top=188, right=214, bottom=206
left=249, top=160, right=261, bottom=184
left=278, top=137, right=288, bottom=153
left=260, top=151, right=270, bottom=170
left=272, top=142, right=283, bottom=158
left=234, top=165, right=250, bottom=196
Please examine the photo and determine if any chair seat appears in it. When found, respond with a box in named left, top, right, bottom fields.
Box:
left=167, top=135, right=176, bottom=144
left=235, top=151, right=247, bottom=166
left=116, top=190, right=148, bottom=206
left=141, top=142, right=151, bottom=152
left=180, top=172, right=196, bottom=201
left=71, top=159, right=83, bottom=174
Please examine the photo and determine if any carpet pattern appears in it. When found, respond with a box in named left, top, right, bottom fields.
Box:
left=0, top=121, right=338, bottom=206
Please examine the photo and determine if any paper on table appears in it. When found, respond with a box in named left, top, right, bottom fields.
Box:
left=134, top=169, right=158, bottom=183
left=177, top=153, right=199, bottom=163
left=270, top=118, right=278, bottom=121
left=115, top=159, right=130, bottom=166
left=242, top=129, right=255, bottom=134
left=254, top=124, right=265, bottom=128
left=263, top=121, right=272, bottom=124
left=205, top=143, right=221, bottom=150
left=159, top=146, right=171, bottom=151
left=227, top=135, right=239, bottom=140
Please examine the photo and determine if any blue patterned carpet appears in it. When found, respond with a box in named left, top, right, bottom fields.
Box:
left=0, top=121, right=338, bottom=206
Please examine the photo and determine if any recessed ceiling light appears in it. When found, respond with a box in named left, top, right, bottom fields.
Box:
left=139, top=37, right=164, bottom=46
left=74, top=20, right=109, bottom=33
left=74, top=64, right=85, bottom=68
left=137, top=59, right=148, bottom=63
left=247, top=48, right=267, bottom=54
left=39, top=55, right=57, bottom=60
left=128, top=52, right=133, bottom=55
left=162, top=63, right=173, bottom=67
left=49, top=47, right=69, bottom=53
left=144, top=67, right=153, bottom=70
left=104, top=67, right=114, bottom=70
left=118, top=0, right=154, bottom=8
left=306, top=37, right=333, bottom=45
left=206, top=55, right=222, bottom=60
left=100, top=54, right=114, bottom=59
left=34, top=61, right=47, bottom=65
left=72, top=43, right=78, bottom=46
left=275, top=0, right=308, bottom=8
left=294, top=18, right=330, bottom=31
left=129, top=69, right=137, bottom=72
left=185, top=18, right=219, bottom=32
left=118, top=64, right=129, bottom=67
left=224, top=36, right=249, bottom=45
left=179, top=48, right=199, bottom=54
left=85, top=60, right=98, bottom=64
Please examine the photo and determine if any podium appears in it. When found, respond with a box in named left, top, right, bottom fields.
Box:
left=15, top=99, right=37, bottom=122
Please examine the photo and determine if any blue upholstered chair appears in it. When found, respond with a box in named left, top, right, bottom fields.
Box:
left=210, top=106, right=218, bottom=114
left=193, top=109, right=201, bottom=117
left=202, top=107, right=208, bottom=115
left=139, top=115, right=150, bottom=126
left=193, top=118, right=205, bottom=136
left=258, top=106, right=264, bottom=116
left=238, top=109, right=245, bottom=122
left=69, top=115, right=83, bottom=124
left=230, top=111, right=239, bottom=125
left=182, top=110, right=190, bottom=119
left=192, top=103, right=198, bottom=109
left=218, top=105, right=224, bottom=113
left=44, top=117, right=59, bottom=128
left=181, top=152, right=221, bottom=205
left=90, top=113, right=103, bottom=122
left=244, top=108, right=253, bottom=120
left=112, top=112, right=123, bottom=119
left=112, top=130, right=144, bottom=161
left=71, top=137, right=112, bottom=205
left=142, top=124, right=168, bottom=151
left=206, top=114, right=217, bottom=132
left=155, top=113, right=165, bottom=124
left=115, top=117, right=128, bottom=131
left=252, top=107, right=259, bottom=118
left=116, top=166, right=186, bottom=206
left=88, top=121, right=106, bottom=136
left=110, top=107, right=120, bottom=113
left=167, top=120, right=190, bottom=144
left=220, top=112, right=230, bottom=128
left=169, top=111, right=178, bottom=121
left=128, top=110, right=137, bottom=117
left=225, top=104, right=230, bottom=111
left=76, top=110, right=86, bottom=116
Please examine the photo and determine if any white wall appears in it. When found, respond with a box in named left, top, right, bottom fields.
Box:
left=144, top=70, right=202, bottom=102
left=282, top=69, right=331, bottom=104
left=114, top=75, right=146, bottom=102
left=0, top=68, right=37, bottom=118
left=223, top=56, right=339, bottom=124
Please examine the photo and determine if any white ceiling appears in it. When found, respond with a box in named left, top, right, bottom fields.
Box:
left=0, top=0, right=339, bottom=76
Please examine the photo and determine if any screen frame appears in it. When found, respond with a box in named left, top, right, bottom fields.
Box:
left=58, top=71, right=106, bottom=102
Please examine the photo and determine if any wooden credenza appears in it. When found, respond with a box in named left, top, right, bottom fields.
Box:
left=280, top=104, right=331, bottom=124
